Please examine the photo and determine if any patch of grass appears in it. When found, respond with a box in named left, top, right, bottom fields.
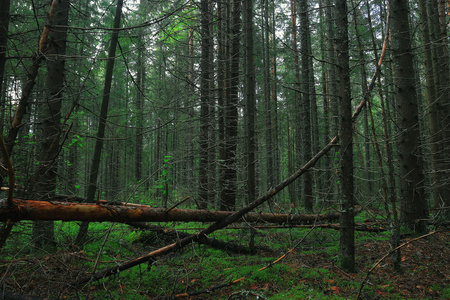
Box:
left=301, top=267, right=333, bottom=281
left=270, top=283, right=346, bottom=299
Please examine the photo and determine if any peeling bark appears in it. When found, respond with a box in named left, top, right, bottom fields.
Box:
left=0, top=199, right=340, bottom=224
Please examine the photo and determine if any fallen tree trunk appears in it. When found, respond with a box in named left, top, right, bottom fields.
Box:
left=0, top=199, right=340, bottom=224
left=128, top=222, right=256, bottom=254
left=170, top=223, right=387, bottom=232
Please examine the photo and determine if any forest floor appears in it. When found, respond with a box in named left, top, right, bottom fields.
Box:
left=0, top=218, right=449, bottom=299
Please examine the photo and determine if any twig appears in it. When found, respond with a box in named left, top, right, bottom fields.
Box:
left=165, top=196, right=191, bottom=213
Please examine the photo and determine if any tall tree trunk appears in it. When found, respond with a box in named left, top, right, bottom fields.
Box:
left=244, top=0, right=256, bottom=205
left=220, top=0, right=240, bottom=211
left=318, top=0, right=329, bottom=204
left=187, top=26, right=195, bottom=188
left=390, top=0, right=428, bottom=233
left=417, top=0, right=444, bottom=210
left=325, top=0, right=339, bottom=204
left=262, top=0, right=273, bottom=199
left=299, top=0, right=313, bottom=212
left=135, top=36, right=145, bottom=183
left=207, top=1, right=216, bottom=206
left=270, top=5, right=280, bottom=194
left=289, top=0, right=301, bottom=205
left=217, top=0, right=227, bottom=209
left=355, top=1, right=373, bottom=201
left=335, top=0, right=354, bottom=273
left=32, top=0, right=70, bottom=250
left=198, top=0, right=211, bottom=209
left=75, top=0, right=123, bottom=246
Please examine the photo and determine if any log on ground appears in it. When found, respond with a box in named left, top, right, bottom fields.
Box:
left=0, top=199, right=340, bottom=224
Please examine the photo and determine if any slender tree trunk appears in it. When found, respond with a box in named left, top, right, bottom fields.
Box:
left=390, top=0, right=428, bottom=233
left=270, top=5, right=280, bottom=193
left=32, top=0, right=70, bottom=250
left=75, top=0, right=123, bottom=246
left=135, top=37, right=145, bottom=183
left=325, top=0, right=339, bottom=203
left=319, top=0, right=329, bottom=204
left=217, top=1, right=227, bottom=209
left=335, top=0, right=354, bottom=273
left=244, top=0, right=256, bottom=205
left=207, top=1, right=216, bottom=207
left=187, top=26, right=195, bottom=188
left=355, top=1, right=374, bottom=201
left=220, top=0, right=240, bottom=211
left=262, top=0, right=273, bottom=198
left=299, top=0, right=313, bottom=212
left=289, top=0, right=301, bottom=205
left=198, top=0, right=211, bottom=209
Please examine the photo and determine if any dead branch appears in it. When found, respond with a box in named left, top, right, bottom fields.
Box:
left=128, top=222, right=253, bottom=254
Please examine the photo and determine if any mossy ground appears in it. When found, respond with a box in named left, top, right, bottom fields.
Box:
left=0, top=217, right=448, bottom=299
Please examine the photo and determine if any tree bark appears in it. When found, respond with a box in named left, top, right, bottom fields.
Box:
left=220, top=0, right=240, bottom=211
left=135, top=9, right=145, bottom=183
left=335, top=0, right=354, bottom=273
left=244, top=0, right=256, bottom=205
left=390, top=0, right=428, bottom=233
left=299, top=0, right=313, bottom=212
left=263, top=0, right=274, bottom=197
left=0, top=199, right=341, bottom=224
left=31, top=0, right=70, bottom=251
left=198, top=0, right=211, bottom=209
left=289, top=0, right=301, bottom=205
left=325, top=0, right=339, bottom=204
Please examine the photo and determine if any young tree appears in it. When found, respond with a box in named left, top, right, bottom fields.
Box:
left=390, top=0, right=428, bottom=233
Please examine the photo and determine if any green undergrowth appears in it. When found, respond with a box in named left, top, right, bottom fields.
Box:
left=2, top=214, right=446, bottom=299
left=77, top=219, right=396, bottom=299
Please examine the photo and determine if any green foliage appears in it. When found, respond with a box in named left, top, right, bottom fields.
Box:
left=270, top=284, right=346, bottom=300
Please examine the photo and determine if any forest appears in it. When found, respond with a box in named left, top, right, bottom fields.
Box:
left=0, top=0, right=449, bottom=299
